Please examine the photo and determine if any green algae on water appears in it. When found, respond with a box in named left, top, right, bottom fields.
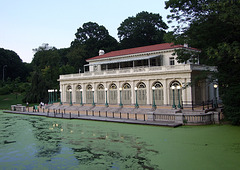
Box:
left=0, top=111, right=240, bottom=169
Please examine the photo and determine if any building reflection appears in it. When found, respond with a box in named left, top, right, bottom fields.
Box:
left=27, top=118, right=159, bottom=169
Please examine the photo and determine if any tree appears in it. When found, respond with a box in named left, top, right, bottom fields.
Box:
left=25, top=44, right=63, bottom=103
left=32, top=43, right=56, bottom=52
left=165, top=0, right=240, bottom=124
left=71, top=22, right=119, bottom=58
left=24, top=69, right=48, bottom=103
left=117, top=11, right=168, bottom=49
left=66, top=44, right=87, bottom=73
left=0, top=48, right=30, bottom=82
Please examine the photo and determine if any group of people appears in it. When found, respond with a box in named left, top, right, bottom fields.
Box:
left=26, top=102, right=45, bottom=108
left=40, top=102, right=45, bottom=108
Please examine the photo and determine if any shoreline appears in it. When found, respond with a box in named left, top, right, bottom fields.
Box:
left=3, top=110, right=182, bottom=128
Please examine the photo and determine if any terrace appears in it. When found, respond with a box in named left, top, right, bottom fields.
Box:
left=59, top=64, right=216, bottom=80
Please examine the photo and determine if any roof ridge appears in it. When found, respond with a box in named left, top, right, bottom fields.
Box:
left=87, top=43, right=196, bottom=61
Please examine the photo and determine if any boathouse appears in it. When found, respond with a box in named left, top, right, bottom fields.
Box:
left=58, top=43, right=217, bottom=108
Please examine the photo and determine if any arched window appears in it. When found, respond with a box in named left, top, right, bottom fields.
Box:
left=86, top=84, right=93, bottom=104
left=152, top=81, right=164, bottom=105
left=110, top=83, right=117, bottom=89
left=169, top=81, right=182, bottom=106
left=75, top=85, right=82, bottom=104
left=123, top=83, right=131, bottom=89
left=66, top=85, right=72, bottom=103
left=136, top=82, right=147, bottom=105
left=97, top=84, right=105, bottom=104
left=122, top=83, right=131, bottom=105
left=137, top=82, right=146, bottom=88
left=109, top=83, right=117, bottom=104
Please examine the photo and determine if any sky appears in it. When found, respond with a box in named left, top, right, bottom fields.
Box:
left=0, top=0, right=173, bottom=63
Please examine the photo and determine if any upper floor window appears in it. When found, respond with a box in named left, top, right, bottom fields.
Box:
left=169, top=57, right=175, bottom=65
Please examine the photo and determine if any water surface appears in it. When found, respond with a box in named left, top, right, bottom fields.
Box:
left=0, top=111, right=240, bottom=169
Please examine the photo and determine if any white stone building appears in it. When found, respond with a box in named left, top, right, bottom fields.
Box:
left=58, top=43, right=217, bottom=108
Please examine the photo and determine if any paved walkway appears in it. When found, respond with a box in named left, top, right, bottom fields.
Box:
left=4, top=110, right=182, bottom=128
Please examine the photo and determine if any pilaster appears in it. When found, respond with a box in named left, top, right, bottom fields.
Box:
left=163, top=79, right=168, bottom=105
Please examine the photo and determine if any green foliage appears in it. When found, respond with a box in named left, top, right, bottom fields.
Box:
left=118, top=11, right=168, bottom=49
left=72, top=22, right=119, bottom=58
left=0, top=48, right=31, bottom=82
left=221, top=85, right=240, bottom=125
left=0, top=86, right=10, bottom=95
left=165, top=0, right=240, bottom=124
left=24, top=69, right=48, bottom=103
left=0, top=93, right=25, bottom=110
left=173, top=48, right=200, bottom=64
left=0, top=78, right=30, bottom=95
left=26, top=22, right=119, bottom=103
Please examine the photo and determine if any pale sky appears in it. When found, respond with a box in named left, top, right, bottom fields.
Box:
left=0, top=0, right=173, bottom=63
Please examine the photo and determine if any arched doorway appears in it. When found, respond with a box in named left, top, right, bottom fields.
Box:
left=169, top=81, right=182, bottom=106
left=136, top=82, right=147, bottom=105
left=66, top=85, right=72, bottom=103
left=75, top=85, right=82, bottom=104
left=122, top=83, right=131, bottom=105
left=109, top=83, right=117, bottom=104
left=86, top=84, right=93, bottom=104
left=152, top=81, right=164, bottom=105
left=97, top=84, right=105, bottom=104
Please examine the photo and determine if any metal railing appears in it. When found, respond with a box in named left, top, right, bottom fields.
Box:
left=182, top=100, right=221, bottom=111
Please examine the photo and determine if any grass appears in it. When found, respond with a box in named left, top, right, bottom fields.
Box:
left=0, top=93, right=25, bottom=110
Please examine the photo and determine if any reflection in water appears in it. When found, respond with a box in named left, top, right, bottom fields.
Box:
left=0, top=113, right=159, bottom=169
left=1, top=112, right=240, bottom=169
left=60, top=122, right=159, bottom=169
left=67, top=130, right=159, bottom=169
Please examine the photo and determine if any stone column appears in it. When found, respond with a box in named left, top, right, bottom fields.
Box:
left=117, top=81, right=121, bottom=105
left=62, top=84, right=66, bottom=103
left=82, top=83, right=86, bottom=104
left=131, top=80, right=135, bottom=105
left=105, top=82, right=108, bottom=104
left=186, top=78, right=192, bottom=105
left=93, top=83, right=96, bottom=104
left=146, top=79, right=150, bottom=105
left=182, top=78, right=187, bottom=105
left=163, top=79, right=168, bottom=105
left=60, top=84, right=64, bottom=103
left=72, top=84, right=76, bottom=103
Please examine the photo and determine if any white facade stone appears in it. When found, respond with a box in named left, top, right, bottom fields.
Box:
left=58, top=43, right=217, bottom=107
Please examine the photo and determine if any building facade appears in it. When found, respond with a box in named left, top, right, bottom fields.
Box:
left=58, top=43, right=217, bottom=108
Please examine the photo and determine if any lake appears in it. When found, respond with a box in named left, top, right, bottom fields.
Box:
left=0, top=111, right=239, bottom=169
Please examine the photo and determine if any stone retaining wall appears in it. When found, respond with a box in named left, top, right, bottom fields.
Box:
left=11, top=104, right=26, bottom=112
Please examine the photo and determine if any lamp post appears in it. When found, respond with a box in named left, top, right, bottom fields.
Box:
left=177, top=85, right=182, bottom=109
left=80, top=89, right=83, bottom=106
left=213, top=84, right=218, bottom=108
left=92, top=89, right=95, bottom=106
left=152, top=86, right=156, bottom=110
left=119, top=87, right=123, bottom=107
left=50, top=89, right=52, bottom=104
left=55, top=89, right=58, bottom=102
left=69, top=89, right=72, bottom=106
left=48, top=90, right=51, bottom=104
left=105, top=88, right=109, bottom=107
left=135, top=87, right=139, bottom=108
left=2, top=65, right=7, bottom=82
left=51, top=89, right=54, bottom=104
left=59, top=89, right=62, bottom=105
left=171, top=86, right=176, bottom=109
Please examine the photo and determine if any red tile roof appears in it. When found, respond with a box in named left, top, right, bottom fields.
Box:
left=87, top=43, right=199, bottom=61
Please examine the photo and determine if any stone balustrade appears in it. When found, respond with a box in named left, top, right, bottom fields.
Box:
left=11, top=104, right=26, bottom=112
left=59, top=64, right=215, bottom=80
left=147, top=111, right=220, bottom=125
